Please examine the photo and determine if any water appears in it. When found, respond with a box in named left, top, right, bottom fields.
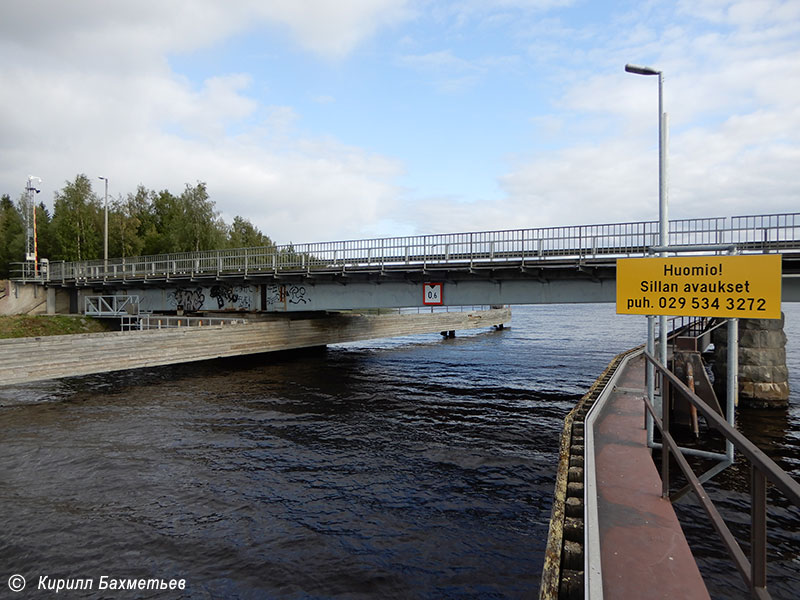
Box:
left=0, top=304, right=798, bottom=598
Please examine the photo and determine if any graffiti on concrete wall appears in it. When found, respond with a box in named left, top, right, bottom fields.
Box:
left=209, top=283, right=252, bottom=310
left=288, top=285, right=308, bottom=305
left=166, top=284, right=254, bottom=311
left=265, top=284, right=310, bottom=310
left=168, top=287, right=205, bottom=312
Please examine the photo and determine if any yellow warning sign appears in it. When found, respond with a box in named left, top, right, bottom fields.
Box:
left=616, top=254, right=782, bottom=318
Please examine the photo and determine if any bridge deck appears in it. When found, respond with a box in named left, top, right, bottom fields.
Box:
left=590, top=353, right=710, bottom=598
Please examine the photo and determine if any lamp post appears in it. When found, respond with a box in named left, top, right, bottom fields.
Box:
left=625, top=63, right=669, bottom=370
left=625, top=64, right=667, bottom=250
left=98, top=176, right=108, bottom=273
left=626, top=63, right=669, bottom=453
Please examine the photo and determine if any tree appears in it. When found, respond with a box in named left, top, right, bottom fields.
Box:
left=34, top=202, right=54, bottom=262
left=6, top=175, right=276, bottom=267
left=227, top=216, right=275, bottom=249
left=51, top=174, right=102, bottom=261
left=109, top=195, right=143, bottom=259
left=143, top=189, right=182, bottom=254
left=177, top=182, right=226, bottom=252
left=0, top=194, right=24, bottom=278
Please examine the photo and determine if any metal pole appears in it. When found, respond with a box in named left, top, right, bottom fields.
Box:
left=646, top=315, right=655, bottom=442
left=626, top=64, right=669, bottom=376
left=727, top=318, right=739, bottom=461
left=103, top=177, right=109, bottom=272
left=98, top=176, right=109, bottom=273
left=658, top=74, right=669, bottom=371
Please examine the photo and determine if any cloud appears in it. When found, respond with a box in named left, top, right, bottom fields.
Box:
left=249, top=0, right=416, bottom=59
left=400, top=49, right=519, bottom=92
left=481, top=0, right=800, bottom=229
left=1, top=0, right=798, bottom=251
left=0, top=0, right=413, bottom=243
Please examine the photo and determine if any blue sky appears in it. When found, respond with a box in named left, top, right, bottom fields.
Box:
left=1, top=0, right=798, bottom=244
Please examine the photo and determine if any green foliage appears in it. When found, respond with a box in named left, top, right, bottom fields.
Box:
left=51, top=174, right=102, bottom=261
left=2, top=177, right=278, bottom=272
left=35, top=202, right=54, bottom=261
left=0, top=194, right=25, bottom=278
left=0, top=314, right=113, bottom=339
left=227, top=216, right=275, bottom=250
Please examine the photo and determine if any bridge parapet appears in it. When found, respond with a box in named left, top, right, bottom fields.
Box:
left=10, top=212, right=800, bottom=286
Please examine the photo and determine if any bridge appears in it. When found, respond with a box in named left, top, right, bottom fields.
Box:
left=7, top=211, right=800, bottom=599
left=10, top=212, right=800, bottom=313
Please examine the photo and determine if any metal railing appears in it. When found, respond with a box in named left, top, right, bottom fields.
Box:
left=120, top=315, right=249, bottom=331
left=9, top=212, right=800, bottom=284
left=643, top=352, right=800, bottom=599
left=85, top=295, right=141, bottom=317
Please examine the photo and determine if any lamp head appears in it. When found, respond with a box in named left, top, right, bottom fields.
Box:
left=625, top=63, right=661, bottom=76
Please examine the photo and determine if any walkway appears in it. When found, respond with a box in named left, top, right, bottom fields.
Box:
left=589, top=353, right=709, bottom=599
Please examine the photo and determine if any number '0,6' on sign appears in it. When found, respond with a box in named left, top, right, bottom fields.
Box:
left=616, top=254, right=782, bottom=319
left=423, top=282, right=443, bottom=306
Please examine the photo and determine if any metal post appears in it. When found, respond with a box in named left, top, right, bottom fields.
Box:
left=658, top=107, right=669, bottom=373
left=646, top=315, right=655, bottom=441
left=727, top=317, right=739, bottom=446
left=99, top=176, right=109, bottom=274
left=751, top=466, right=767, bottom=592
left=626, top=63, right=670, bottom=391
left=662, top=376, right=670, bottom=498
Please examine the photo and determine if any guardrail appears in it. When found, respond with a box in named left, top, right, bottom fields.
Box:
left=120, top=315, right=249, bottom=331
left=10, top=212, right=800, bottom=284
left=643, top=352, right=800, bottom=599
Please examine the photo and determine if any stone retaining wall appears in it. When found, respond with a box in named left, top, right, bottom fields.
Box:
left=0, top=308, right=510, bottom=387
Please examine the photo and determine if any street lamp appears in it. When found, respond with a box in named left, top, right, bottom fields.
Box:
left=98, top=176, right=109, bottom=272
left=625, top=63, right=667, bottom=250
left=626, top=63, right=669, bottom=443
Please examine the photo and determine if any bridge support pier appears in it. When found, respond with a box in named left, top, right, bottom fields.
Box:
left=712, top=313, right=790, bottom=408
left=46, top=287, right=56, bottom=315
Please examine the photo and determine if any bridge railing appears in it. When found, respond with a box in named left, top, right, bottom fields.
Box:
left=11, top=212, right=800, bottom=283
left=730, top=212, right=800, bottom=250
left=644, top=351, right=800, bottom=599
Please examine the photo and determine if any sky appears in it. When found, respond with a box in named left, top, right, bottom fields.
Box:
left=1, top=0, right=799, bottom=245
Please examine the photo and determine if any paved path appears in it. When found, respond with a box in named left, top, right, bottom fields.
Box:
left=591, top=353, right=710, bottom=599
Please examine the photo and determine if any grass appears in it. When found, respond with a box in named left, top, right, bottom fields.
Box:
left=0, top=315, right=114, bottom=339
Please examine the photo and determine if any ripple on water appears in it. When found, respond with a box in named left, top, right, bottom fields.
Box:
left=1, top=304, right=799, bottom=598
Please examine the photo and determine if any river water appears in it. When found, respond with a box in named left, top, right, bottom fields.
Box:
left=0, top=304, right=798, bottom=599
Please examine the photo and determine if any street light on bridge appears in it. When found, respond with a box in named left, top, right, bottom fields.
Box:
left=98, top=176, right=109, bottom=272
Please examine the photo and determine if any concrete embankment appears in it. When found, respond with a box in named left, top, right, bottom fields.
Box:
left=539, top=345, right=640, bottom=600
left=0, top=307, right=510, bottom=386
left=0, top=279, right=47, bottom=315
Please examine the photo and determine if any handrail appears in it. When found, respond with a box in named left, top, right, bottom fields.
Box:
left=8, top=211, right=800, bottom=283
left=120, top=315, right=249, bottom=331
left=643, top=351, right=800, bottom=599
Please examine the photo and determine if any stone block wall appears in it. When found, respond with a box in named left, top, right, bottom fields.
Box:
left=712, top=313, right=789, bottom=408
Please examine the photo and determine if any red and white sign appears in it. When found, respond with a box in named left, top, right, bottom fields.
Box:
left=423, top=282, right=443, bottom=305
